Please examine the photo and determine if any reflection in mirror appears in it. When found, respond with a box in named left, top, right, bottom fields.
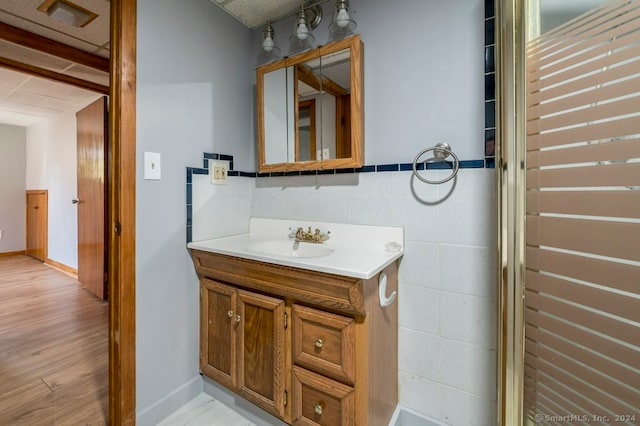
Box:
left=263, top=67, right=295, bottom=164
left=297, top=99, right=316, bottom=161
left=295, top=48, right=351, bottom=161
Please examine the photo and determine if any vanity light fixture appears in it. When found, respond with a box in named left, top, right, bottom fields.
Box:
left=328, top=0, right=357, bottom=42
left=288, top=6, right=316, bottom=55
left=257, top=20, right=281, bottom=64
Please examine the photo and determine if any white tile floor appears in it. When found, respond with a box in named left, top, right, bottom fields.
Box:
left=158, top=393, right=256, bottom=426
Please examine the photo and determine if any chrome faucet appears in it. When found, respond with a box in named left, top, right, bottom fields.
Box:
left=293, top=226, right=330, bottom=243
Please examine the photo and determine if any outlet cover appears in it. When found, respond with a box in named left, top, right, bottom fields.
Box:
left=144, top=152, right=161, bottom=180
left=210, top=160, right=229, bottom=185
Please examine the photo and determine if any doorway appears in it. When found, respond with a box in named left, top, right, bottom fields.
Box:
left=0, top=0, right=136, bottom=422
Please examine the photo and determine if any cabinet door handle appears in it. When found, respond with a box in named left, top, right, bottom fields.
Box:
left=314, top=404, right=323, bottom=415
left=315, top=338, right=323, bottom=349
left=236, top=314, right=241, bottom=323
left=227, top=310, right=234, bottom=318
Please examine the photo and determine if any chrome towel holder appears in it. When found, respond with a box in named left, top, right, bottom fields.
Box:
left=412, top=142, right=459, bottom=184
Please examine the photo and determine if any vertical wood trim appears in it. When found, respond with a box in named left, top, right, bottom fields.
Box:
left=109, top=0, right=136, bottom=424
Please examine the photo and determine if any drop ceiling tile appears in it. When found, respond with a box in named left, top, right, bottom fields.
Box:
left=0, top=86, right=16, bottom=100
left=0, top=40, right=74, bottom=72
left=21, top=77, right=100, bottom=103
left=0, top=98, right=65, bottom=117
left=214, top=0, right=302, bottom=28
left=63, top=63, right=109, bottom=86
left=0, top=67, right=31, bottom=88
left=0, top=110, right=47, bottom=127
left=6, top=91, right=76, bottom=112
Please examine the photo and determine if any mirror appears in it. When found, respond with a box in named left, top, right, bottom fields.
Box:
left=257, top=34, right=363, bottom=172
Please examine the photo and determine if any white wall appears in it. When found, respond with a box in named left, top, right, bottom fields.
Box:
left=135, top=0, right=254, bottom=423
left=25, top=103, right=100, bottom=268
left=0, top=124, right=27, bottom=253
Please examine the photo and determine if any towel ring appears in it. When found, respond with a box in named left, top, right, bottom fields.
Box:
left=412, top=142, right=459, bottom=184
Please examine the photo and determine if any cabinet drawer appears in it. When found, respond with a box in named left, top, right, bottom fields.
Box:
left=292, top=366, right=354, bottom=426
left=292, top=305, right=355, bottom=384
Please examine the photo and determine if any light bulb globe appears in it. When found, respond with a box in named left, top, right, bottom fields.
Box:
left=296, top=23, right=309, bottom=40
left=262, top=36, right=274, bottom=52
left=336, top=8, right=350, bottom=28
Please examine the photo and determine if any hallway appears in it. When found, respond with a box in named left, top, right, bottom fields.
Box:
left=0, top=255, right=108, bottom=424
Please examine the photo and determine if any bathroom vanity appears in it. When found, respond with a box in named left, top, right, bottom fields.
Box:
left=188, top=218, right=403, bottom=426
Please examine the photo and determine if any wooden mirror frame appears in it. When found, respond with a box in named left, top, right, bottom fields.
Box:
left=256, top=34, right=363, bottom=173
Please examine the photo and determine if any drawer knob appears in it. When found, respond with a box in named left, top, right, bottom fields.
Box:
left=315, top=338, right=323, bottom=349
left=314, top=404, right=323, bottom=415
left=227, top=310, right=234, bottom=318
left=236, top=314, right=241, bottom=323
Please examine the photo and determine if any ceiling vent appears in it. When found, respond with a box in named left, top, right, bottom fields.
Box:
left=38, top=0, right=98, bottom=28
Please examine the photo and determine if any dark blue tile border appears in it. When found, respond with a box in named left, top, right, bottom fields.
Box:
left=354, top=165, right=375, bottom=173
left=377, top=164, right=399, bottom=172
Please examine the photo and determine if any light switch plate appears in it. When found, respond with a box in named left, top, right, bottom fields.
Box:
left=144, top=152, right=161, bottom=180
left=210, top=160, right=229, bottom=185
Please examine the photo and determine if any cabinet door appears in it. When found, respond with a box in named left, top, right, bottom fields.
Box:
left=237, top=290, right=286, bottom=419
left=200, top=279, right=237, bottom=390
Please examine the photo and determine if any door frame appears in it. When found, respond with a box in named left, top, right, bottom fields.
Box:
left=109, top=0, right=137, bottom=423
left=0, top=1, right=136, bottom=422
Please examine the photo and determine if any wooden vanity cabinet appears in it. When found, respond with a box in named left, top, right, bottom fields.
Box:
left=192, top=250, right=398, bottom=426
left=201, top=278, right=286, bottom=418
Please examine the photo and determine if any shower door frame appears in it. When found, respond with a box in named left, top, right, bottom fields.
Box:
left=496, top=0, right=527, bottom=425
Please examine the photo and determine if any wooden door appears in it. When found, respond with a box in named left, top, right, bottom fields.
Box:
left=237, top=290, right=286, bottom=419
left=200, top=279, right=238, bottom=390
left=76, top=97, right=108, bottom=299
left=25, top=190, right=48, bottom=262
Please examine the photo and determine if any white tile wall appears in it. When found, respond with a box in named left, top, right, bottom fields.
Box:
left=191, top=174, right=252, bottom=241
left=191, top=167, right=498, bottom=425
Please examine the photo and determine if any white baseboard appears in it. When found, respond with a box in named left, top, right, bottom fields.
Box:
left=136, top=375, right=203, bottom=426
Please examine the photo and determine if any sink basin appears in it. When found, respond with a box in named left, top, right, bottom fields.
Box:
left=246, top=240, right=333, bottom=259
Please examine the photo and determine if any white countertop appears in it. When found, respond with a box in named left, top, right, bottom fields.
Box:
left=187, top=218, right=404, bottom=279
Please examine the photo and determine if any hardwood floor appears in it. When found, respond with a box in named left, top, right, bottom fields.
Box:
left=0, top=255, right=108, bottom=425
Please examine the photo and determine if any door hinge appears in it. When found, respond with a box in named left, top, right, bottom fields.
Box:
left=283, top=390, right=288, bottom=407
left=115, top=222, right=121, bottom=236
left=284, top=312, right=288, bottom=329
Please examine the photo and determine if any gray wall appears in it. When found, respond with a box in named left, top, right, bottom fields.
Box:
left=0, top=124, right=26, bottom=253
left=135, top=0, right=254, bottom=423
left=136, top=0, right=491, bottom=424
left=261, top=0, right=485, bottom=163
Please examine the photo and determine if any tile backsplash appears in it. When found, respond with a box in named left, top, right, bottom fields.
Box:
left=187, top=160, right=498, bottom=425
